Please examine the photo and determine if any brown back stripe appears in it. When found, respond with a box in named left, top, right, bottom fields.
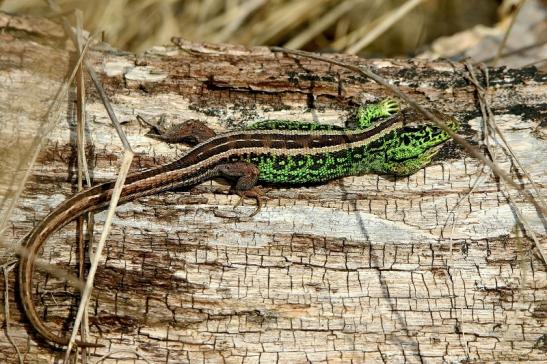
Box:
left=183, top=112, right=402, bottom=164
left=126, top=111, right=404, bottom=185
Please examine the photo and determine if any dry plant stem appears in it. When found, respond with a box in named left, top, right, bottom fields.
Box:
left=522, top=57, right=547, bottom=68
left=46, top=6, right=139, bottom=354
left=55, top=11, right=138, bottom=357
left=63, top=151, right=134, bottom=360
left=331, top=0, right=383, bottom=51
left=75, top=9, right=91, bottom=360
left=438, top=62, right=492, bottom=255
left=93, top=349, right=153, bottom=364
left=75, top=17, right=92, bottom=189
left=22, top=253, right=158, bottom=322
left=250, top=0, right=331, bottom=45
left=48, top=0, right=133, bottom=152
left=85, top=56, right=132, bottom=152
left=477, top=39, right=547, bottom=65
left=464, top=61, right=546, bottom=262
left=46, top=4, right=138, bottom=355
left=468, top=64, right=545, bottom=208
left=33, top=258, right=86, bottom=292
left=469, top=63, right=534, bottom=335
left=0, top=37, right=93, bottom=246
left=269, top=46, right=547, bottom=219
left=514, top=225, right=529, bottom=299
left=211, top=0, right=266, bottom=43
left=493, top=0, right=528, bottom=67
left=2, top=262, right=23, bottom=364
left=284, top=0, right=360, bottom=49
left=345, top=0, right=424, bottom=54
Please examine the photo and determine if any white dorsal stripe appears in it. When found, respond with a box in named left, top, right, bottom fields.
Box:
left=188, top=113, right=403, bottom=155
left=132, top=119, right=404, bottom=187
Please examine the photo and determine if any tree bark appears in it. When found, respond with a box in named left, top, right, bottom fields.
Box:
left=0, top=12, right=545, bottom=364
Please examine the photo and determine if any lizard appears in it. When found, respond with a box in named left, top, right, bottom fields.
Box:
left=18, top=99, right=460, bottom=347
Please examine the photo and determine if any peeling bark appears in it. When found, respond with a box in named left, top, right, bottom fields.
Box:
left=0, top=12, right=545, bottom=364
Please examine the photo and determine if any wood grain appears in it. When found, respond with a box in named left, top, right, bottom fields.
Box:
left=0, top=11, right=545, bottom=364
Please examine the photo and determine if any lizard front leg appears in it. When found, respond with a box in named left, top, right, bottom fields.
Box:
left=138, top=117, right=263, bottom=216
left=214, top=161, right=263, bottom=218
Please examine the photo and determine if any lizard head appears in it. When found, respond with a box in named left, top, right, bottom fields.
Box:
left=367, top=108, right=460, bottom=176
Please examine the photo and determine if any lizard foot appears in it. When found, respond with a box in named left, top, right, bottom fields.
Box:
left=213, top=187, right=265, bottom=220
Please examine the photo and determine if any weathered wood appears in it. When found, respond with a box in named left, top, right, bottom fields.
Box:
left=0, top=12, right=545, bottom=364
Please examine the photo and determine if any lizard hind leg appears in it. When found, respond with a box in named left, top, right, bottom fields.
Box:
left=137, top=115, right=217, bottom=145
left=213, top=162, right=264, bottom=218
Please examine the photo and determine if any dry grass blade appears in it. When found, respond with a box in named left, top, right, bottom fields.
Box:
left=2, top=261, right=23, bottom=364
left=493, top=0, right=528, bottom=67
left=522, top=57, right=547, bottom=68
left=345, top=0, right=424, bottom=54
left=48, top=0, right=134, bottom=152
left=464, top=61, right=546, bottom=262
left=74, top=9, right=92, bottom=359
left=93, top=349, right=153, bottom=364
left=0, top=36, right=93, bottom=242
left=63, top=151, right=134, bottom=360
left=330, top=0, right=384, bottom=51
left=270, top=46, right=547, bottom=222
left=284, top=0, right=362, bottom=49
left=478, top=76, right=545, bottom=207
left=207, top=0, right=266, bottom=43
left=250, top=0, right=334, bottom=45
left=0, top=14, right=102, bottom=357
left=476, top=39, right=547, bottom=65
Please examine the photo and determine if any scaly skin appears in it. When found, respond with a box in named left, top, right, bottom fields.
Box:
left=19, top=99, right=459, bottom=348
left=246, top=100, right=458, bottom=183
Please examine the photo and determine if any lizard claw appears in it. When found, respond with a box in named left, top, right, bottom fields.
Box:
left=236, top=188, right=263, bottom=217
left=213, top=188, right=264, bottom=219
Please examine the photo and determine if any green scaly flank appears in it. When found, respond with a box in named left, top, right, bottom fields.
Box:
left=243, top=99, right=458, bottom=183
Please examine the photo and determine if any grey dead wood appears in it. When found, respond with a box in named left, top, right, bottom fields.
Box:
left=0, top=12, right=545, bottom=364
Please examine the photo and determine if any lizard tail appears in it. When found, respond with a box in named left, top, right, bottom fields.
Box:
left=18, top=182, right=113, bottom=348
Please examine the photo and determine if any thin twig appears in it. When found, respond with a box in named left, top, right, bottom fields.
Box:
left=74, top=9, right=91, bottom=362
left=92, top=349, right=153, bottom=364
left=284, top=0, right=362, bottom=50
left=345, top=0, right=424, bottom=54
left=477, top=39, right=547, bottom=65
left=2, top=261, right=23, bottom=364
left=63, top=151, right=134, bottom=361
left=493, top=0, right=528, bottom=67
left=269, top=46, right=547, bottom=219
left=521, top=57, right=547, bottom=68
left=0, top=36, right=93, bottom=242
left=45, top=3, right=138, bottom=357
left=464, top=61, right=546, bottom=263
left=48, top=0, right=133, bottom=153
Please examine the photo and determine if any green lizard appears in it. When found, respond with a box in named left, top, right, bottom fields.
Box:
left=19, top=98, right=459, bottom=347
